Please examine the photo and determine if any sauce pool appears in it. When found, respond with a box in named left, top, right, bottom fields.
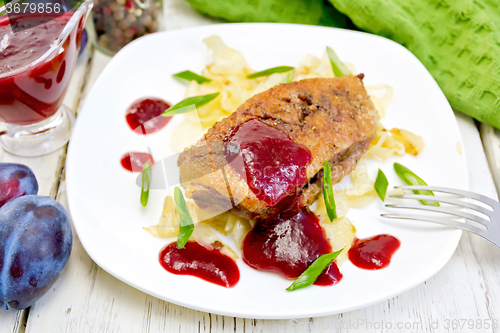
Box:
left=224, top=119, right=311, bottom=207
left=126, top=97, right=172, bottom=135
left=243, top=207, right=342, bottom=286
left=120, top=152, right=154, bottom=172
left=348, top=234, right=401, bottom=270
left=159, top=241, right=240, bottom=288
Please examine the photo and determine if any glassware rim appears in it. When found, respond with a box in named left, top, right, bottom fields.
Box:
left=0, top=0, right=93, bottom=80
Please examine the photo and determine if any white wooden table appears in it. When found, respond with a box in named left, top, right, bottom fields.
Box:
left=2, top=1, right=500, bottom=332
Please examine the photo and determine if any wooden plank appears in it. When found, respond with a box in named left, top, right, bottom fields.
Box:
left=455, top=112, right=498, bottom=199
left=80, top=51, right=111, bottom=102
left=0, top=311, right=27, bottom=333
left=481, top=124, right=500, bottom=198
left=0, top=38, right=92, bottom=333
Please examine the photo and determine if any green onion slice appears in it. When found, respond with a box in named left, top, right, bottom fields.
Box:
left=281, top=70, right=295, bottom=84
left=247, top=66, right=294, bottom=79
left=286, top=249, right=343, bottom=292
left=374, top=169, right=389, bottom=202
left=323, top=160, right=337, bottom=221
left=140, top=161, right=151, bottom=207
left=326, top=47, right=352, bottom=77
left=162, top=92, right=219, bottom=117
left=174, top=187, right=194, bottom=249
left=393, top=163, right=439, bottom=206
left=173, top=70, right=212, bottom=84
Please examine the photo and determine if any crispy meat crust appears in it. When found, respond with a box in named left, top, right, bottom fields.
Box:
left=178, top=75, right=379, bottom=219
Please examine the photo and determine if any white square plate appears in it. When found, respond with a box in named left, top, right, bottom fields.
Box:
left=66, top=23, right=467, bottom=319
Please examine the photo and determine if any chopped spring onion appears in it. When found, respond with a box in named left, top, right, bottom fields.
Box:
left=162, top=92, right=219, bottom=117
left=374, top=169, right=389, bottom=201
left=326, top=46, right=352, bottom=77
left=286, top=249, right=343, bottom=292
left=247, top=66, right=294, bottom=79
left=173, top=70, right=212, bottom=84
left=323, top=160, right=337, bottom=221
left=281, top=70, right=295, bottom=84
left=174, top=187, right=194, bottom=249
left=140, top=161, right=151, bottom=207
left=394, top=163, right=439, bottom=206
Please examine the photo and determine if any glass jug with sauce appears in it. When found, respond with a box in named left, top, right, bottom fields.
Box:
left=0, top=0, right=92, bottom=156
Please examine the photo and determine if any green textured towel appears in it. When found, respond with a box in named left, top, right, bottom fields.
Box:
left=330, top=0, right=500, bottom=129
left=185, top=0, right=351, bottom=28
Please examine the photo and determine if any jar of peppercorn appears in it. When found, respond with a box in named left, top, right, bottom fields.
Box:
left=92, top=0, right=163, bottom=54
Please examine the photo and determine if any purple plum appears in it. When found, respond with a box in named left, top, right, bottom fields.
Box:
left=0, top=163, right=38, bottom=208
left=0, top=195, right=72, bottom=310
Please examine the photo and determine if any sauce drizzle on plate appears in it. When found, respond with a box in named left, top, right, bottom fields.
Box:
left=126, top=97, right=172, bottom=135
left=348, top=234, right=400, bottom=270
left=120, top=152, right=154, bottom=172
left=159, top=241, right=240, bottom=288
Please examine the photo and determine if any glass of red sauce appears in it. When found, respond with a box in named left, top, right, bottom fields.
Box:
left=0, top=0, right=92, bottom=156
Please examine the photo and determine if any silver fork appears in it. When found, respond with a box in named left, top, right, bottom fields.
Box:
left=381, top=185, right=500, bottom=247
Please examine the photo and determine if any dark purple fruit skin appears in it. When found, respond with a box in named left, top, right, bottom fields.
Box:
left=79, top=29, right=88, bottom=56
left=0, top=195, right=72, bottom=310
left=0, top=163, right=38, bottom=208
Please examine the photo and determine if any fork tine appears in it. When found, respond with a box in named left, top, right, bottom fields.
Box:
left=385, top=204, right=491, bottom=226
left=382, top=214, right=500, bottom=248
left=381, top=214, right=487, bottom=236
left=389, top=194, right=493, bottom=216
left=395, top=185, right=498, bottom=208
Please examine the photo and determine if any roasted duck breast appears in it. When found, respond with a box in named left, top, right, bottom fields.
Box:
left=177, top=75, right=379, bottom=219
